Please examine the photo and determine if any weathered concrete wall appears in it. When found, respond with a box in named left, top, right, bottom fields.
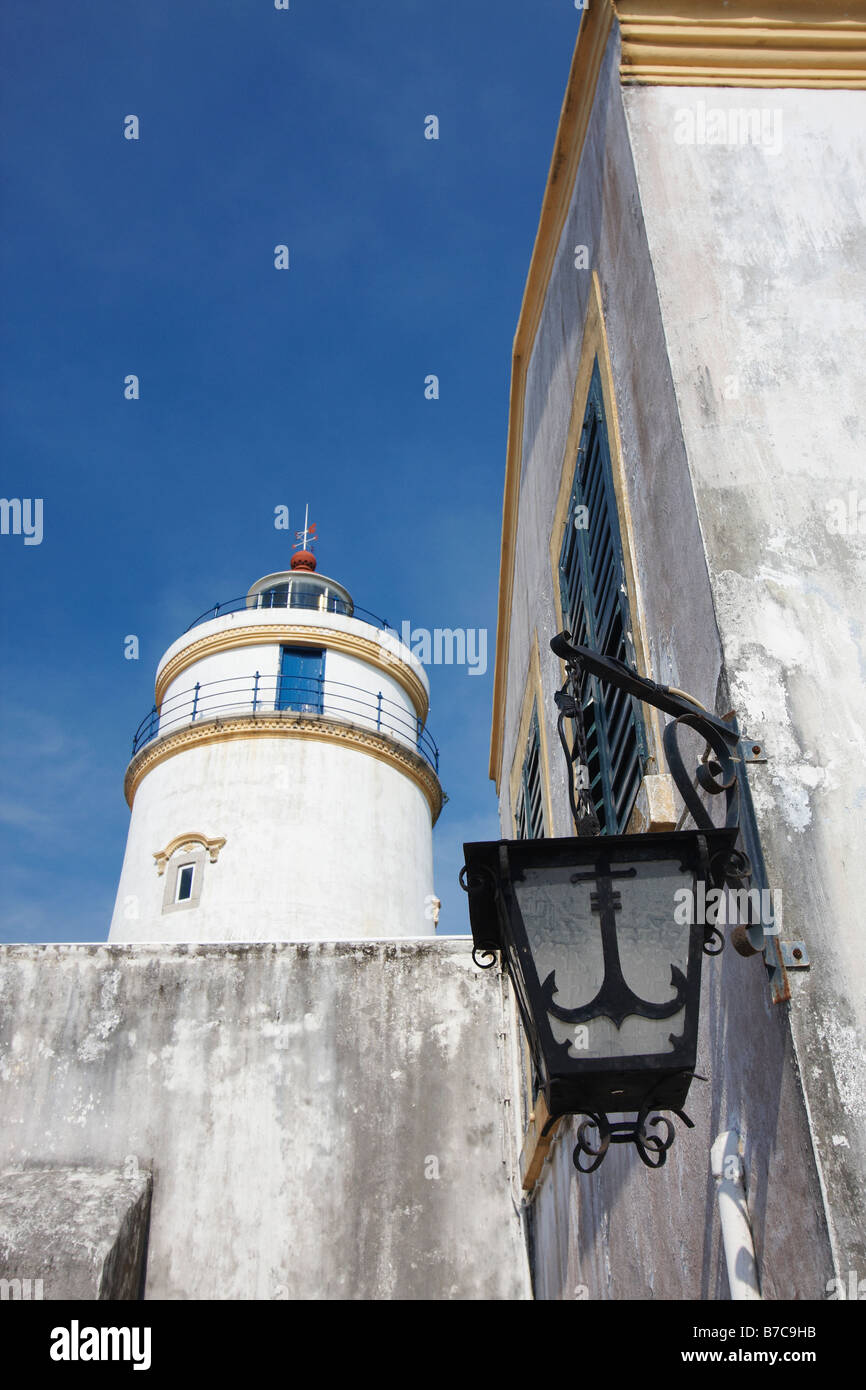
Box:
left=0, top=1168, right=151, bottom=1300
left=0, top=941, right=530, bottom=1301
left=624, top=81, right=866, bottom=1284
left=500, top=26, right=837, bottom=1299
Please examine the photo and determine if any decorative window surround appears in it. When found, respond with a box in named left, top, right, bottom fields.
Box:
left=154, top=834, right=226, bottom=914
left=161, top=849, right=206, bottom=915
left=153, top=833, right=226, bottom=876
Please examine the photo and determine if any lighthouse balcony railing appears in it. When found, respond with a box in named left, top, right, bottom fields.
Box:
left=131, top=673, right=439, bottom=773
left=184, top=592, right=392, bottom=632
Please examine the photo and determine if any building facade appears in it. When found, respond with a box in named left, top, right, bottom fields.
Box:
left=489, top=1, right=866, bottom=1299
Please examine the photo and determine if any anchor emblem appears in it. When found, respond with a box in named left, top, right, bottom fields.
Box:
left=541, top=858, right=687, bottom=1029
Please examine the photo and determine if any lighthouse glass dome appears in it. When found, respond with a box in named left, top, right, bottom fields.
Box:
left=246, top=570, right=354, bottom=618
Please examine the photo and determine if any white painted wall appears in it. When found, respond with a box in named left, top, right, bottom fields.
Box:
left=155, top=642, right=420, bottom=755
left=109, top=735, right=435, bottom=942
left=156, top=607, right=430, bottom=708
left=158, top=643, right=277, bottom=738
left=322, top=649, right=417, bottom=750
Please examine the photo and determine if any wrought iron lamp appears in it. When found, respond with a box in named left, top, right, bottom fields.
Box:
left=461, top=631, right=765, bottom=1173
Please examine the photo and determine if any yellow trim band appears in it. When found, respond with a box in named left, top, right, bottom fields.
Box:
left=616, top=2, right=866, bottom=88
left=124, top=714, right=444, bottom=823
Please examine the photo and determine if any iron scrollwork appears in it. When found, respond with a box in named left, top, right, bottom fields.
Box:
left=545, top=635, right=758, bottom=1172
left=550, top=632, right=757, bottom=950
left=461, top=637, right=766, bottom=1177
left=458, top=862, right=500, bottom=968
left=565, top=1077, right=701, bottom=1173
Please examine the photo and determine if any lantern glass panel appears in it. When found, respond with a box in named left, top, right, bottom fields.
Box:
left=512, top=858, right=695, bottom=1060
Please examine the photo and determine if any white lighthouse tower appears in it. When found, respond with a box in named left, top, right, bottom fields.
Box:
left=109, top=526, right=442, bottom=942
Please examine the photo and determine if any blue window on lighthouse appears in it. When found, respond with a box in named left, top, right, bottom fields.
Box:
left=277, top=647, right=324, bottom=714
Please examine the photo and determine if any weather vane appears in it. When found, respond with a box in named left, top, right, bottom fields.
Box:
left=293, top=504, right=317, bottom=554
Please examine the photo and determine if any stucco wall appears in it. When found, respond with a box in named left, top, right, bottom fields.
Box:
left=624, top=81, right=866, bottom=1283
left=0, top=940, right=531, bottom=1301
left=159, top=641, right=276, bottom=734
left=498, top=27, right=838, bottom=1299
left=110, top=736, right=436, bottom=941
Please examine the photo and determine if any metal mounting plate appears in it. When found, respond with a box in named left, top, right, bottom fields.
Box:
left=738, top=738, right=767, bottom=764
left=780, top=941, right=810, bottom=969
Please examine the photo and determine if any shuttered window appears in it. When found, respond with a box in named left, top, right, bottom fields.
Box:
left=515, top=705, right=545, bottom=840
left=558, top=361, right=646, bottom=833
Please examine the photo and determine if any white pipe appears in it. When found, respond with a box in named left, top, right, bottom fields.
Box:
left=710, top=1130, right=762, bottom=1300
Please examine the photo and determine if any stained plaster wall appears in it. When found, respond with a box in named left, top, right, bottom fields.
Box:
left=0, top=940, right=531, bottom=1301
left=499, top=27, right=837, bottom=1299
left=624, top=80, right=866, bottom=1283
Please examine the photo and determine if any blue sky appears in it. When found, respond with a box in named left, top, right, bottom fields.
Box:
left=0, top=0, right=579, bottom=941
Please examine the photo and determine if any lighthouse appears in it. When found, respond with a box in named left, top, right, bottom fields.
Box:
left=0, top=524, right=528, bottom=1301
left=109, top=526, right=442, bottom=943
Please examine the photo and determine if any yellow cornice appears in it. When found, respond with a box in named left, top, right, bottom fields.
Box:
left=615, top=2, right=866, bottom=87
left=489, top=4, right=614, bottom=790
left=125, top=714, right=444, bottom=823
left=156, top=624, right=428, bottom=722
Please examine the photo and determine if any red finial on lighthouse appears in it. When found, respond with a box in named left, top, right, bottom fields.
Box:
left=291, top=505, right=317, bottom=571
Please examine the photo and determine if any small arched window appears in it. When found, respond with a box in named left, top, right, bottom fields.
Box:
left=153, top=833, right=226, bottom=915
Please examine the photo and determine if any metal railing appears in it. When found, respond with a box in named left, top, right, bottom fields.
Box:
left=185, top=592, right=393, bottom=632
left=131, top=672, right=439, bottom=773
